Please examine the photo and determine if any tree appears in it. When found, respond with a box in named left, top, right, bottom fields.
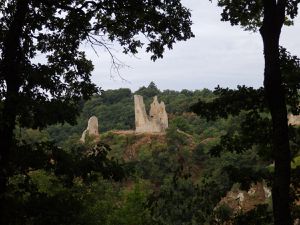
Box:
left=0, top=0, right=193, bottom=197
left=209, top=1, right=300, bottom=224
left=0, top=141, right=126, bottom=225
left=192, top=49, right=300, bottom=224
left=135, top=81, right=161, bottom=98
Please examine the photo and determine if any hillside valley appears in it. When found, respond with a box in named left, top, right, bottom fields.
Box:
left=11, top=83, right=300, bottom=225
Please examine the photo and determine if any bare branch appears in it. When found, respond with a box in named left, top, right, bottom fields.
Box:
left=85, top=32, right=129, bottom=82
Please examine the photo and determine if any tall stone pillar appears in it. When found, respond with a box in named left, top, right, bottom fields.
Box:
left=134, top=95, right=150, bottom=132
left=80, top=116, right=99, bottom=142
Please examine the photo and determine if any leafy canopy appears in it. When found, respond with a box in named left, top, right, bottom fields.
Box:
left=213, top=0, right=300, bottom=30
left=0, top=0, right=194, bottom=128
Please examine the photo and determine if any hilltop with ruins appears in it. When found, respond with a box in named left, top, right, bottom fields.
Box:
left=80, top=95, right=168, bottom=142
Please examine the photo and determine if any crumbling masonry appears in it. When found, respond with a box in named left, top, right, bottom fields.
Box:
left=134, top=95, right=168, bottom=133
left=80, top=116, right=99, bottom=142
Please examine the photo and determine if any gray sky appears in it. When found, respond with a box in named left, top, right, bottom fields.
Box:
left=86, top=0, right=300, bottom=91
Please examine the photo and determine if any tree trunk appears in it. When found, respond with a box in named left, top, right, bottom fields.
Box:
left=260, top=2, right=292, bottom=224
left=0, top=0, right=28, bottom=196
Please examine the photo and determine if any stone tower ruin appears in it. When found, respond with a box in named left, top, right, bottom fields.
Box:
left=80, top=116, right=99, bottom=142
left=134, top=95, right=168, bottom=133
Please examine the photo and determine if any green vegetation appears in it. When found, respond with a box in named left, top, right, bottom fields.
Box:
left=292, top=156, right=300, bottom=169
left=1, top=1, right=300, bottom=224
left=3, top=82, right=298, bottom=224
left=47, top=82, right=218, bottom=145
left=214, top=1, right=300, bottom=223
left=0, top=1, right=193, bottom=218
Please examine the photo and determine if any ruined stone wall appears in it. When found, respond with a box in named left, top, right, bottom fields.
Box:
left=134, top=95, right=168, bottom=133
left=149, top=96, right=168, bottom=130
left=134, top=95, right=151, bottom=132
left=80, top=116, right=99, bottom=142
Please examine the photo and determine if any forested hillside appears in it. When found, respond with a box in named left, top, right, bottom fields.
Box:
left=2, top=0, right=300, bottom=224
left=8, top=82, right=299, bottom=225
left=46, top=82, right=218, bottom=145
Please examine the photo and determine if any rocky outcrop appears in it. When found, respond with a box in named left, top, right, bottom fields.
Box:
left=134, top=95, right=168, bottom=133
left=288, top=114, right=300, bottom=126
left=218, top=183, right=271, bottom=213
left=80, top=116, right=99, bottom=142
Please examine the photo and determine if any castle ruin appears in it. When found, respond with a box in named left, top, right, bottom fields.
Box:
left=80, top=116, right=99, bottom=142
left=134, top=95, right=168, bottom=133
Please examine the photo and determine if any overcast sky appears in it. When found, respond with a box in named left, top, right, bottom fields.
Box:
left=85, top=0, right=300, bottom=91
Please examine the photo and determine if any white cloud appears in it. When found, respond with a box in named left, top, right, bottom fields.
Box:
left=88, top=0, right=300, bottom=91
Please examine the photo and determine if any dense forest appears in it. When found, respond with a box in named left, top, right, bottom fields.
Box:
left=1, top=0, right=300, bottom=224
left=3, top=82, right=299, bottom=225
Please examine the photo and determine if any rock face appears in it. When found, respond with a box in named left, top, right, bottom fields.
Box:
left=288, top=114, right=300, bottom=126
left=219, top=183, right=271, bottom=213
left=80, top=116, right=99, bottom=142
left=134, top=95, right=168, bottom=133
